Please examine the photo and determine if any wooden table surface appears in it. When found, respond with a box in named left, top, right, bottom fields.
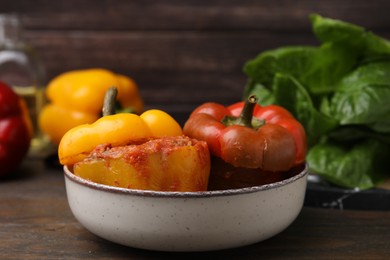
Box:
left=1, top=158, right=390, bottom=260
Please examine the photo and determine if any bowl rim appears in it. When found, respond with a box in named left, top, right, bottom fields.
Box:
left=64, top=164, right=308, bottom=198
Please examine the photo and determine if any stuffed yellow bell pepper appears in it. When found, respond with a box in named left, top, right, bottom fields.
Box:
left=58, top=109, right=183, bottom=165
left=59, top=88, right=210, bottom=192
left=39, top=68, right=143, bottom=145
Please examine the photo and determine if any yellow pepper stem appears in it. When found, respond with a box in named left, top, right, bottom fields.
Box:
left=102, top=87, right=118, bottom=116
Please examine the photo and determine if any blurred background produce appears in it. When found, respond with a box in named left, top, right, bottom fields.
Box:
left=0, top=81, right=32, bottom=177
left=38, top=68, right=143, bottom=145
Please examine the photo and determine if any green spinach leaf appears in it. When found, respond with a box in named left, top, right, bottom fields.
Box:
left=307, top=139, right=390, bottom=189
left=311, top=14, right=390, bottom=57
left=243, top=46, right=316, bottom=89
left=328, top=62, right=390, bottom=132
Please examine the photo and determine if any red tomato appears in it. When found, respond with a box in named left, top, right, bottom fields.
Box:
left=184, top=97, right=306, bottom=171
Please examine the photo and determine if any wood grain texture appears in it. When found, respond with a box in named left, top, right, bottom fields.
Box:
left=2, top=0, right=390, bottom=31
left=2, top=0, right=390, bottom=119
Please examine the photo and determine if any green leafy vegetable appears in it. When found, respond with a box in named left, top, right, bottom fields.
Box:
left=329, top=62, right=390, bottom=132
left=242, top=14, right=390, bottom=189
left=307, top=139, right=390, bottom=189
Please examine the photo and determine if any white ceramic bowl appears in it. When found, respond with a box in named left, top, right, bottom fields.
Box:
left=64, top=165, right=308, bottom=252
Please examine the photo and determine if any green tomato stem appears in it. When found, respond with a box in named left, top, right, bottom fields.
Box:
left=222, top=95, right=264, bottom=129
left=239, top=95, right=258, bottom=127
left=102, top=87, right=118, bottom=116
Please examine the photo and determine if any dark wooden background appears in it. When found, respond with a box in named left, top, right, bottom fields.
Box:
left=2, top=0, right=390, bottom=124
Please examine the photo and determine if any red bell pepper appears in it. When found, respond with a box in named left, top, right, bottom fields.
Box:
left=183, top=96, right=306, bottom=172
left=0, top=81, right=32, bottom=177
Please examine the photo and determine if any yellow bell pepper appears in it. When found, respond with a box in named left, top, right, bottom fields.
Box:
left=39, top=68, right=143, bottom=145
left=58, top=110, right=183, bottom=166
